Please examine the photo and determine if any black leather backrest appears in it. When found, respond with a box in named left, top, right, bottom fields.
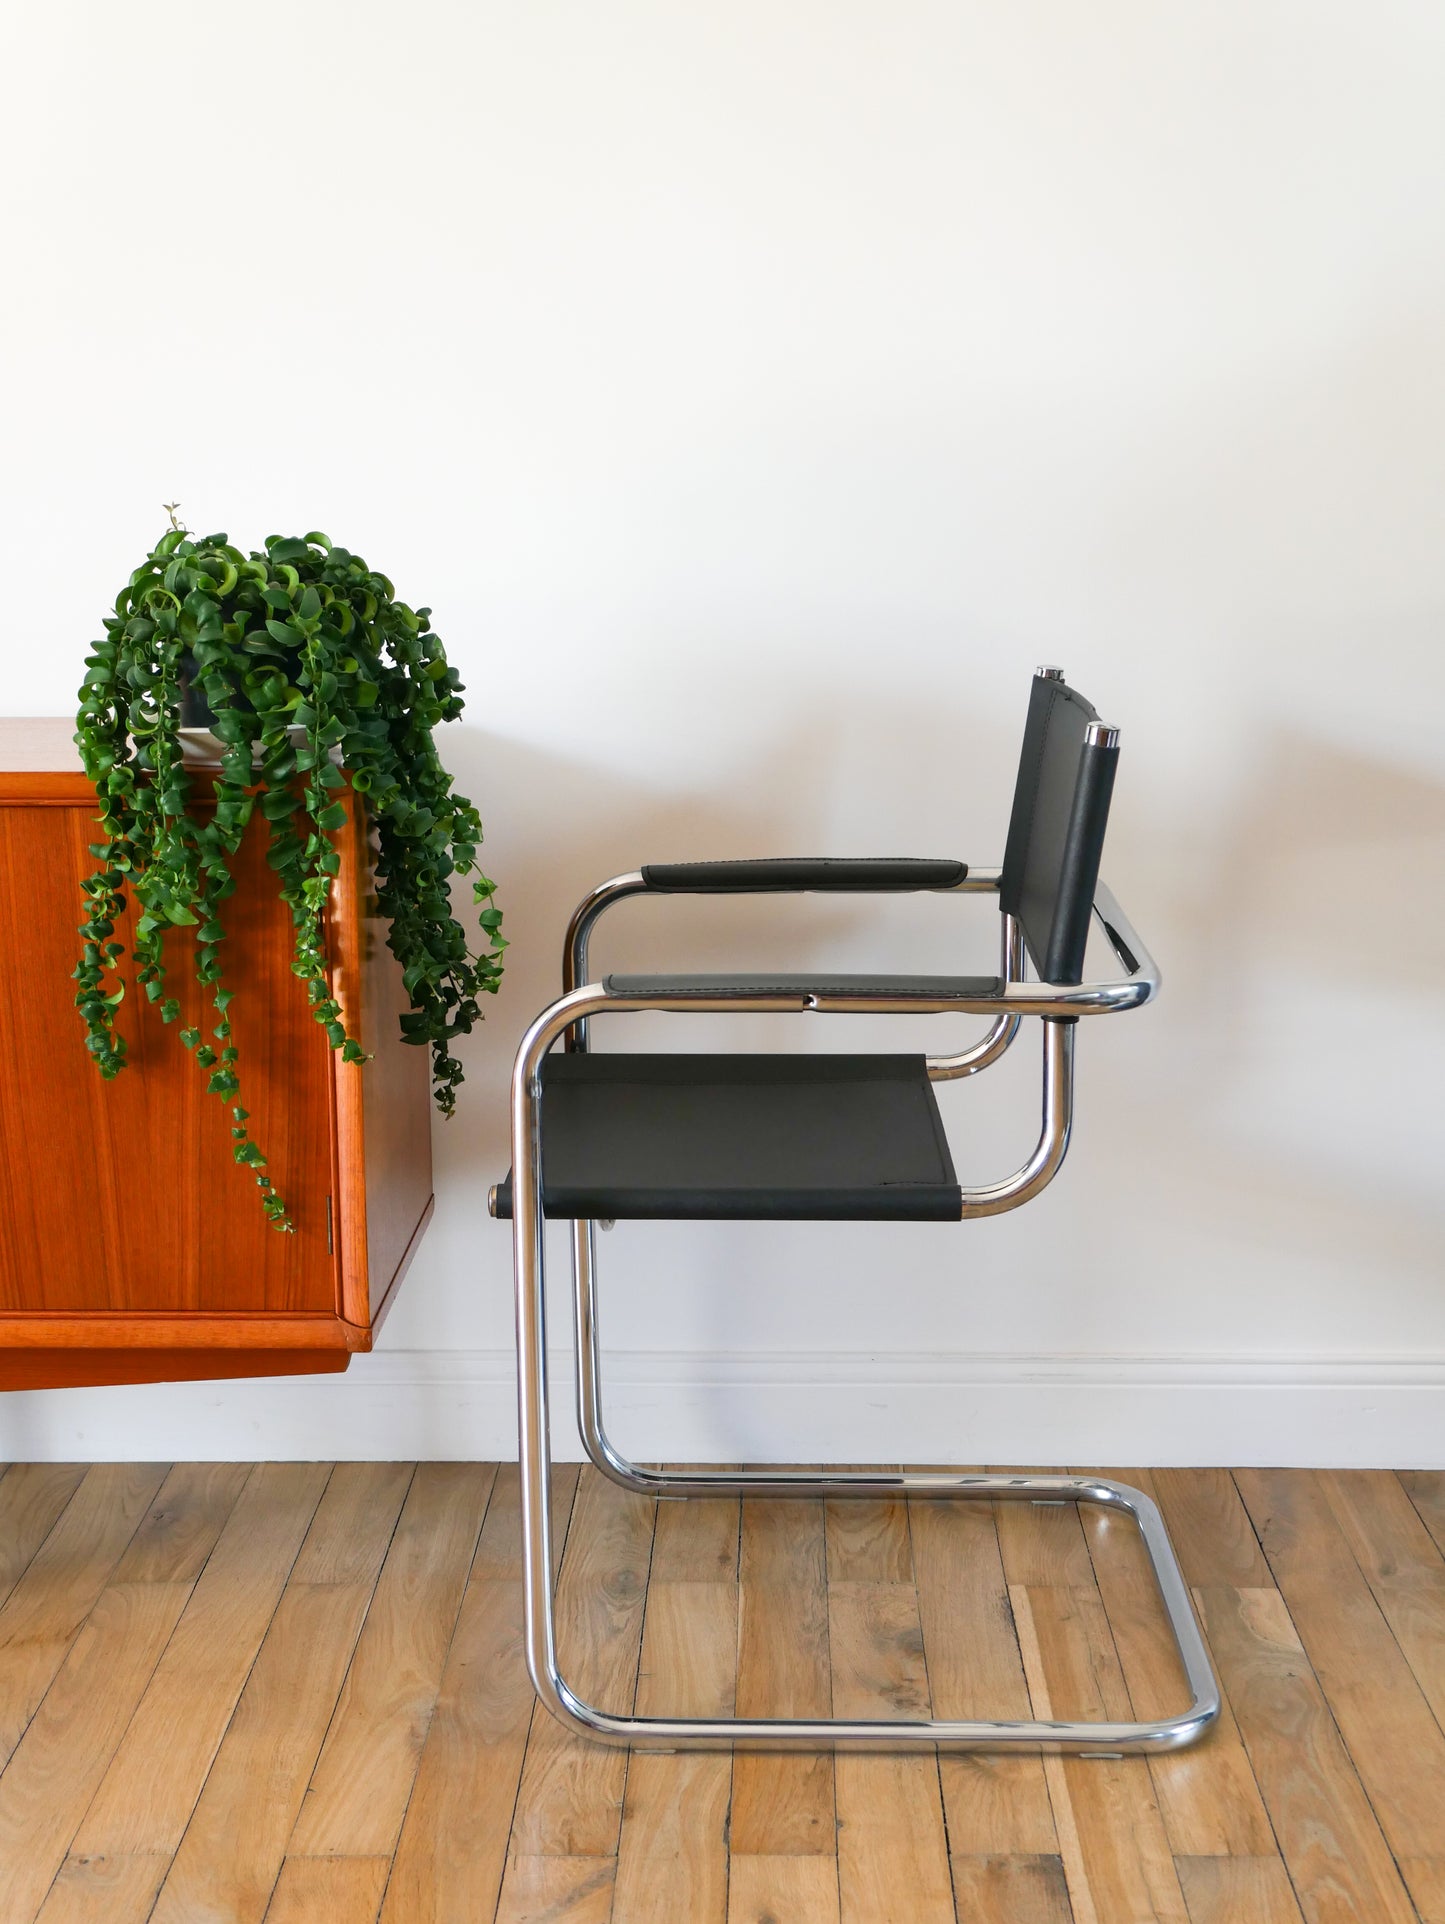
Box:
left=999, top=671, right=1119, bottom=985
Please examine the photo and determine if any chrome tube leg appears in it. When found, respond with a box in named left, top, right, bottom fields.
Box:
left=553, top=1171, right=1220, bottom=1752
left=511, top=1030, right=583, bottom=1735
left=515, top=989, right=1218, bottom=1750
left=570, top=1217, right=656, bottom=1493
left=927, top=910, right=1025, bottom=1080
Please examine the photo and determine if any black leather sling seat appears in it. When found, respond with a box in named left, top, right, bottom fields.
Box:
left=492, top=1052, right=962, bottom=1222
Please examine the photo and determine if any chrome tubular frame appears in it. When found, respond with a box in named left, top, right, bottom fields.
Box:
left=927, top=907, right=1025, bottom=1081
left=562, top=870, right=647, bottom=1052
left=562, top=867, right=1161, bottom=1024
left=507, top=887, right=1219, bottom=1753
left=562, top=863, right=1038, bottom=1064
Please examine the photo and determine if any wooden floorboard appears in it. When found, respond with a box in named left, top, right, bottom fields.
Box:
left=381, top=1577, right=536, bottom=1924
left=1399, top=1471, right=1445, bottom=1560
left=505, top=1467, right=655, bottom=1860
left=388, top=1468, right=582, bottom=1924
left=947, top=1853, right=1074, bottom=1924
left=830, top=1484, right=952, bottom=1924
left=72, top=1461, right=333, bottom=1861
left=263, top=1854, right=391, bottom=1923
left=0, top=1465, right=89, bottom=1612
left=288, top=1461, right=496, bottom=1861
left=1236, top=1467, right=1445, bottom=1899
left=731, top=1482, right=836, bottom=1859
left=910, top=1483, right=1058, bottom=1857
left=1014, top=1582, right=1188, bottom=1922
left=0, top=1463, right=169, bottom=1769
left=33, top=1853, right=171, bottom=1924
left=1075, top=1468, right=1278, bottom=1862
left=1195, top=1582, right=1418, bottom=1922
left=149, top=1463, right=413, bottom=1924
left=610, top=1574, right=734, bottom=1923
left=2, top=1462, right=1444, bottom=1922
left=1317, top=1470, right=1445, bottom=1734
left=728, top=1854, right=841, bottom=1924
left=0, top=1465, right=246, bottom=1922
left=1173, top=1853, right=1304, bottom=1924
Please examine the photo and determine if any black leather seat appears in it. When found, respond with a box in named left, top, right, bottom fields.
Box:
left=491, top=1052, right=962, bottom=1221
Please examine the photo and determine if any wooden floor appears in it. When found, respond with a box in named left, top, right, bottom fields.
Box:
left=1, top=1465, right=1444, bottom=1922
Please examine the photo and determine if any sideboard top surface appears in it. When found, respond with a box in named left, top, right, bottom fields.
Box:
left=0, top=718, right=84, bottom=774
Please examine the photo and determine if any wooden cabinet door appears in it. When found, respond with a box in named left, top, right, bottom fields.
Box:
left=0, top=724, right=435, bottom=1389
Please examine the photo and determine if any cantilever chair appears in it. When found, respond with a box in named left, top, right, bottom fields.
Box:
left=492, top=667, right=1221, bottom=1755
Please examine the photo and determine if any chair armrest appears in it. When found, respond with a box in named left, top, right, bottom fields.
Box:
left=640, top=858, right=968, bottom=892
left=561, top=863, right=1000, bottom=1048
left=604, top=971, right=1002, bottom=1000
left=593, top=880, right=1158, bottom=1019
left=564, top=864, right=1000, bottom=994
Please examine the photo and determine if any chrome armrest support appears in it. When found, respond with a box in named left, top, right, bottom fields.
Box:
left=562, top=871, right=648, bottom=1048
left=926, top=911, right=1024, bottom=1082
left=559, top=868, right=1157, bottom=1049
left=561, top=862, right=1004, bottom=1052
left=794, top=880, right=1158, bottom=1017
left=959, top=1015, right=1072, bottom=1217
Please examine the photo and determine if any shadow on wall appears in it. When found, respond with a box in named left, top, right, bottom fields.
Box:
left=1078, top=725, right=1445, bottom=1348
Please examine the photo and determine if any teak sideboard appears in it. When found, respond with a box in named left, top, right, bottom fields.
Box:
left=0, top=720, right=434, bottom=1389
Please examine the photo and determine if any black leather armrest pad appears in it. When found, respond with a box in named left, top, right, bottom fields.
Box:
left=640, top=858, right=967, bottom=892
left=605, top=972, right=1002, bottom=1000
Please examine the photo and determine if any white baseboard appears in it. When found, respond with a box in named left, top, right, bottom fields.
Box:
left=4, top=1348, right=1445, bottom=1467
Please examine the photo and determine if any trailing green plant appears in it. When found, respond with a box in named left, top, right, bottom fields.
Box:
left=73, top=522, right=505, bottom=1229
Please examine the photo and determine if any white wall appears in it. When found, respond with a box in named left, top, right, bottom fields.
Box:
left=1, top=1, right=1442, bottom=1465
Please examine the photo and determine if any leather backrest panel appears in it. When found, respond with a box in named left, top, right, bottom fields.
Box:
left=1000, top=674, right=1119, bottom=985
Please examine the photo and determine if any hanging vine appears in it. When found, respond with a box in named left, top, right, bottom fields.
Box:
left=74, top=523, right=505, bottom=1229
